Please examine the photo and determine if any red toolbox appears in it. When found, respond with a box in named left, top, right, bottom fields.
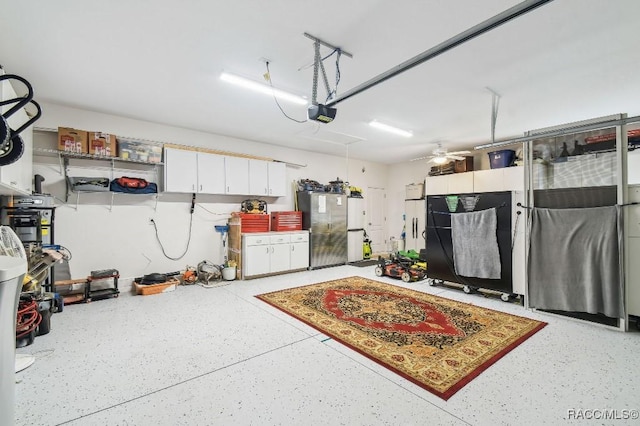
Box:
left=233, top=212, right=270, bottom=233
left=271, top=211, right=302, bottom=231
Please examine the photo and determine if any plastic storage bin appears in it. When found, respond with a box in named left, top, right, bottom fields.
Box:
left=488, top=150, right=515, bottom=169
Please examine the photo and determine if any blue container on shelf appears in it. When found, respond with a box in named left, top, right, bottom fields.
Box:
left=488, top=149, right=515, bottom=169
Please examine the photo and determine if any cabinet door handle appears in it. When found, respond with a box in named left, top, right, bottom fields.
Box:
left=291, top=245, right=295, bottom=252
left=200, top=184, right=203, bottom=191
left=266, top=247, right=269, bottom=254
left=416, top=218, right=419, bottom=238
left=192, top=184, right=195, bottom=191
left=227, top=186, right=230, bottom=193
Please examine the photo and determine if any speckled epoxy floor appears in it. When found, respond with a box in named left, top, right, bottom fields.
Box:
left=14, top=266, right=640, bottom=425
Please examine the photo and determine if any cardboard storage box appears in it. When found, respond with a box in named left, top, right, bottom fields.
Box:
left=454, top=157, right=474, bottom=173
left=118, top=139, right=163, bottom=163
left=87, top=132, right=117, bottom=156
left=58, top=127, right=88, bottom=153
left=405, top=183, right=424, bottom=200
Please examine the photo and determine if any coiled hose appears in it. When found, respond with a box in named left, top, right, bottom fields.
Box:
left=16, top=299, right=41, bottom=339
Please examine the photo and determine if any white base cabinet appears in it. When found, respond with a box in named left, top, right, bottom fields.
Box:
left=242, top=231, right=309, bottom=278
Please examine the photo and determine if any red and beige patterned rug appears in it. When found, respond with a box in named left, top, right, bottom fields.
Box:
left=256, top=276, right=546, bottom=400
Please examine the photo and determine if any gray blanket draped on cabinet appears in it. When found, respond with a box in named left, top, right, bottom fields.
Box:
left=528, top=205, right=623, bottom=318
left=451, top=207, right=501, bottom=279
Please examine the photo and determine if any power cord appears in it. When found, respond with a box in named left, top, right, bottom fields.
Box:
left=150, top=194, right=195, bottom=261
left=150, top=215, right=193, bottom=261
left=265, top=62, right=307, bottom=124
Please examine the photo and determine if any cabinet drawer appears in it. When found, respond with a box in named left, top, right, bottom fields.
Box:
left=290, top=232, right=309, bottom=243
left=244, top=235, right=270, bottom=246
left=269, top=234, right=291, bottom=244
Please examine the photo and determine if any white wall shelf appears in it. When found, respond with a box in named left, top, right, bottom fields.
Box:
left=53, top=150, right=162, bottom=211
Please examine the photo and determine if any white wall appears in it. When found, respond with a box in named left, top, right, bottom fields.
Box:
left=33, top=102, right=390, bottom=281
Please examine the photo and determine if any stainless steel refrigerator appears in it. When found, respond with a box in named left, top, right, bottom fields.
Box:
left=297, top=191, right=347, bottom=268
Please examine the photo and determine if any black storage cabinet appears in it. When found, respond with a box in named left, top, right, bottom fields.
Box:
left=425, top=191, right=513, bottom=293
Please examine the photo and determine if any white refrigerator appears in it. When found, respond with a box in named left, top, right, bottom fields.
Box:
left=347, top=196, right=365, bottom=262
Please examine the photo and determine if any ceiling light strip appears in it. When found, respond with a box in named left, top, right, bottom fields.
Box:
left=220, top=72, right=308, bottom=105
left=369, top=120, right=412, bottom=137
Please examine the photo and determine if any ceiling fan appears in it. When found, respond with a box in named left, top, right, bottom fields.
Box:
left=411, top=143, right=471, bottom=164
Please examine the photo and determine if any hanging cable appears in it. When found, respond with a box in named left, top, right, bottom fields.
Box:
left=264, top=62, right=307, bottom=124
left=151, top=194, right=195, bottom=261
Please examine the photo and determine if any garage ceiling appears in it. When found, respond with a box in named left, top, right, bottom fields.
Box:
left=2, top=0, right=639, bottom=164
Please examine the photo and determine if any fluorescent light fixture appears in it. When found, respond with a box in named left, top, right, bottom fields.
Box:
left=432, top=156, right=448, bottom=165
left=220, top=72, right=307, bottom=105
left=368, top=120, right=412, bottom=137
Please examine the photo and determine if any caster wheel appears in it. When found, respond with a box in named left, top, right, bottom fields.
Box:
left=501, top=293, right=511, bottom=302
left=463, top=285, right=472, bottom=294
left=427, top=278, right=436, bottom=286
left=435, top=279, right=444, bottom=285
left=401, top=272, right=411, bottom=283
left=374, top=266, right=384, bottom=277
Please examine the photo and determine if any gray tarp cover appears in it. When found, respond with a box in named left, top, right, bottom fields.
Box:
left=451, top=207, right=501, bottom=279
left=528, top=206, right=623, bottom=318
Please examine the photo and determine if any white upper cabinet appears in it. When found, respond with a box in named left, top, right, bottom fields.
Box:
left=197, top=152, right=225, bottom=194
left=164, top=148, right=287, bottom=196
left=224, top=156, right=249, bottom=195
left=267, top=161, right=287, bottom=197
left=249, top=159, right=268, bottom=196
left=425, top=167, right=524, bottom=196
left=164, top=147, right=198, bottom=193
left=249, top=160, right=287, bottom=197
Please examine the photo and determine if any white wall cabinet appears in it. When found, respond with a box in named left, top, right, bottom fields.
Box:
left=164, top=147, right=286, bottom=197
left=0, top=76, right=33, bottom=195
left=164, top=148, right=198, bottom=193
left=249, top=159, right=269, bottom=196
left=197, top=152, right=226, bottom=194
left=425, top=172, right=474, bottom=195
left=224, top=156, right=249, bottom=195
left=424, top=175, right=449, bottom=195
left=164, top=148, right=226, bottom=194
left=425, top=167, right=524, bottom=196
left=267, top=161, right=287, bottom=196
left=248, top=160, right=287, bottom=197
left=242, top=231, right=309, bottom=278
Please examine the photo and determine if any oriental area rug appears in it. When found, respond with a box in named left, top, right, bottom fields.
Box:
left=256, top=276, right=546, bottom=400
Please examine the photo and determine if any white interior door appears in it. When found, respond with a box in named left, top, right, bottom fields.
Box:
left=366, top=187, right=386, bottom=254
